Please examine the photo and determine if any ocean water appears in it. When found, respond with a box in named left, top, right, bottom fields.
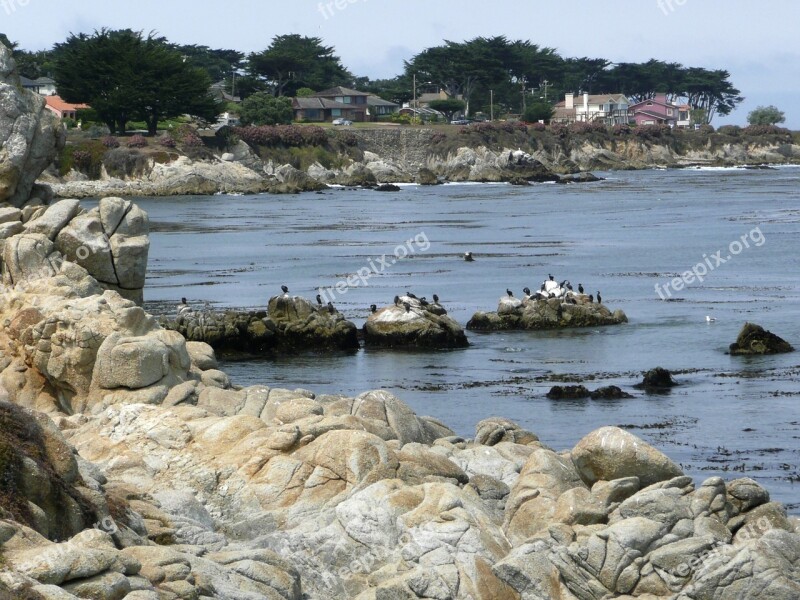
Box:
left=128, top=166, right=800, bottom=512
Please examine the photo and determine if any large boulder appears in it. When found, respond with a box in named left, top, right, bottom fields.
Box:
left=364, top=296, right=468, bottom=349
left=571, top=426, right=684, bottom=487
left=0, top=45, right=63, bottom=208
left=729, top=322, right=794, bottom=355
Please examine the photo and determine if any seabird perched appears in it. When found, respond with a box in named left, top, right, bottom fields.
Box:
left=566, top=283, right=573, bottom=291
left=506, top=289, right=513, bottom=297
left=394, top=295, right=401, bottom=306
left=316, top=294, right=322, bottom=305
left=578, top=283, right=584, bottom=294
left=327, top=302, right=335, bottom=313
left=370, top=304, right=377, bottom=314
left=403, top=302, right=411, bottom=312
left=560, top=280, right=568, bottom=287
left=549, top=274, right=555, bottom=281
left=523, top=287, right=531, bottom=296
left=464, top=252, right=475, bottom=262
left=433, top=294, right=440, bottom=303
left=540, top=283, right=547, bottom=292
left=177, top=298, right=193, bottom=316
left=597, top=291, right=602, bottom=304
left=406, top=291, right=418, bottom=299
left=281, top=285, right=289, bottom=295
left=420, top=297, right=429, bottom=307
left=588, top=294, right=594, bottom=303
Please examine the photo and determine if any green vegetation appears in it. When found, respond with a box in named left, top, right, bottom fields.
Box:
left=428, top=98, right=466, bottom=121
left=747, top=105, right=786, bottom=126
left=239, top=93, right=293, bottom=126
left=52, top=29, right=221, bottom=135
left=523, top=101, right=555, bottom=123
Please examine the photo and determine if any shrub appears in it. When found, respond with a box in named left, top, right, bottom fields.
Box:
left=103, top=148, right=150, bottom=179
left=159, top=136, right=177, bottom=148
left=300, top=125, right=327, bottom=146
left=181, top=133, right=204, bottom=147
left=698, top=124, right=715, bottom=134
left=529, top=122, right=546, bottom=132
left=743, top=124, right=791, bottom=136
left=611, top=124, right=631, bottom=136
left=634, top=124, right=672, bottom=139
left=549, top=123, right=568, bottom=138
left=102, top=136, right=120, bottom=149
left=71, top=150, right=92, bottom=171
left=127, top=134, right=148, bottom=148
left=717, top=125, right=741, bottom=136
left=430, top=132, right=447, bottom=143
left=334, top=130, right=359, bottom=146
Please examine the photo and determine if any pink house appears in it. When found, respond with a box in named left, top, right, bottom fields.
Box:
left=628, top=93, right=678, bottom=127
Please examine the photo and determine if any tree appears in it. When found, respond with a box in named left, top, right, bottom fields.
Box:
left=747, top=105, right=786, bottom=126
left=248, top=35, right=349, bottom=97
left=428, top=98, right=466, bottom=121
left=295, top=87, right=315, bottom=98
left=524, top=101, right=555, bottom=123
left=53, top=29, right=221, bottom=135
left=239, top=93, right=293, bottom=125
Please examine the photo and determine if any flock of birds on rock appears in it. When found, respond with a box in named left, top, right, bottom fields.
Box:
left=505, top=274, right=603, bottom=305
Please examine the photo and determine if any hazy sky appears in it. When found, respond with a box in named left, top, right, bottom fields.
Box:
left=3, top=0, right=799, bottom=126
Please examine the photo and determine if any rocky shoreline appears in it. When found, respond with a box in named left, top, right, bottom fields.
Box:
left=40, top=126, right=800, bottom=199
left=2, top=45, right=800, bottom=600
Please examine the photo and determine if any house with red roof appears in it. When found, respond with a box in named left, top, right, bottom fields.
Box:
left=44, top=96, right=90, bottom=120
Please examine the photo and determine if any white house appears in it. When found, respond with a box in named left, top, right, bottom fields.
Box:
left=553, top=93, right=631, bottom=125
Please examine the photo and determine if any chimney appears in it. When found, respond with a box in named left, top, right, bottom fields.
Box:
left=565, top=93, right=574, bottom=109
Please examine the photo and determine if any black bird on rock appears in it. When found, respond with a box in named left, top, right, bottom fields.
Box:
left=420, top=298, right=429, bottom=307
left=506, top=289, right=513, bottom=297
left=403, top=302, right=411, bottom=312
left=597, top=291, right=602, bottom=304
left=394, top=295, right=401, bottom=306
left=588, top=294, right=594, bottom=303
left=578, top=283, right=584, bottom=294
left=316, top=294, right=322, bottom=305
left=327, top=302, right=335, bottom=313
left=549, top=274, right=555, bottom=281
left=433, top=294, right=440, bottom=303
left=370, top=304, right=377, bottom=313
left=406, top=292, right=418, bottom=299
left=566, top=283, right=573, bottom=291
left=281, top=285, right=289, bottom=294
left=523, top=287, right=531, bottom=296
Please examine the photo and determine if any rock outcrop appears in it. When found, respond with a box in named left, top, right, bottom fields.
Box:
left=729, top=322, right=794, bottom=355
left=467, top=295, right=628, bottom=331
left=363, top=296, right=469, bottom=349
left=0, top=45, right=63, bottom=208
left=161, top=294, right=359, bottom=354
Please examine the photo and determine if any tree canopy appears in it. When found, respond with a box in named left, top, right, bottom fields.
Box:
left=53, top=29, right=221, bottom=135
left=747, top=105, right=786, bottom=126
left=248, top=35, right=350, bottom=97
left=428, top=98, right=466, bottom=120
left=239, top=92, right=293, bottom=125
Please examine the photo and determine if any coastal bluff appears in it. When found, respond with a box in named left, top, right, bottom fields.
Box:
left=1, top=45, right=800, bottom=600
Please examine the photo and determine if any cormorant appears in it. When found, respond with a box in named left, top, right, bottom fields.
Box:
left=370, top=304, right=377, bottom=313
left=316, top=294, right=322, bottom=305
left=578, top=283, right=584, bottom=294
left=403, top=302, right=411, bottom=312
left=327, top=302, right=335, bottom=313
left=523, top=287, right=531, bottom=296
left=506, top=289, right=513, bottom=297
left=281, top=285, right=289, bottom=294
left=406, top=292, right=418, bottom=299
left=464, top=252, right=475, bottom=262
left=566, top=283, right=573, bottom=291
left=549, top=274, right=555, bottom=281
left=420, top=297, right=429, bottom=307
left=588, top=294, right=594, bottom=303
left=394, top=295, right=401, bottom=306
left=433, top=294, right=440, bottom=303
left=597, top=291, right=602, bottom=304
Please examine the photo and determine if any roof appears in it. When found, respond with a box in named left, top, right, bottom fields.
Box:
left=367, top=96, right=399, bottom=107
left=45, top=95, right=89, bottom=113
left=629, top=98, right=676, bottom=110
left=555, top=93, right=629, bottom=107
left=313, top=86, right=371, bottom=97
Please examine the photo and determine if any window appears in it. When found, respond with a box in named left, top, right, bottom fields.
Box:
left=332, top=109, right=341, bottom=117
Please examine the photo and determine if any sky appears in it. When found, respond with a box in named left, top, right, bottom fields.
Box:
left=2, top=0, right=799, bottom=127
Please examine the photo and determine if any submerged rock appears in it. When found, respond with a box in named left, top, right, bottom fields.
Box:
left=547, top=385, right=591, bottom=399
left=636, top=366, right=678, bottom=390
left=729, top=322, right=794, bottom=355
left=364, top=296, right=469, bottom=349
left=467, top=295, right=628, bottom=331
left=375, top=183, right=401, bottom=192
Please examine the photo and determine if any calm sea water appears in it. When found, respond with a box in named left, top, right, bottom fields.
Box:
left=125, top=167, right=799, bottom=512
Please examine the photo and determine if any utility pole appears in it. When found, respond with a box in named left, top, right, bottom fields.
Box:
left=540, top=79, right=550, bottom=102
left=490, top=89, right=494, bottom=121
left=521, top=77, right=527, bottom=113
left=413, top=73, right=417, bottom=124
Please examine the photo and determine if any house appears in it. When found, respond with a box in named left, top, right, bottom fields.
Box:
left=210, top=81, right=241, bottom=104
left=397, top=106, right=444, bottom=122
left=291, top=87, right=370, bottom=123
left=20, top=76, right=57, bottom=96
left=629, top=94, right=679, bottom=127
left=366, top=95, right=399, bottom=119
left=44, top=95, right=89, bottom=120
left=552, top=93, right=631, bottom=125
left=675, top=104, right=692, bottom=129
